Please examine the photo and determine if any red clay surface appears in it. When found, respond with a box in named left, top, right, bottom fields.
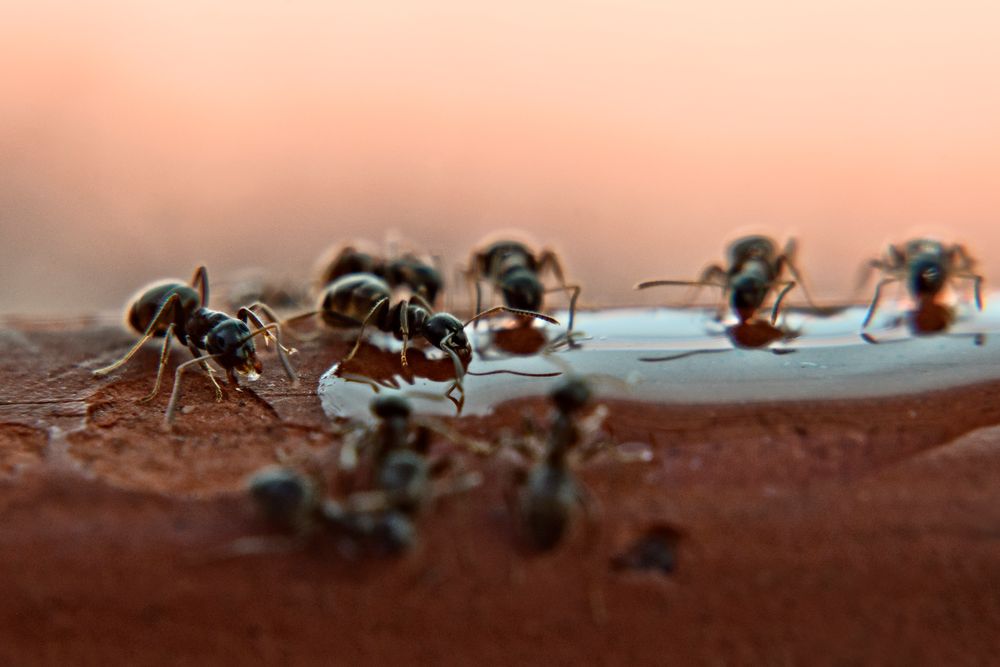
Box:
left=0, top=319, right=999, bottom=665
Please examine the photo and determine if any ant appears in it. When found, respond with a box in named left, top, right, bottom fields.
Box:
left=636, top=235, right=814, bottom=325
left=508, top=376, right=613, bottom=551
left=467, top=239, right=582, bottom=336
left=267, top=272, right=557, bottom=399
left=92, top=266, right=297, bottom=426
left=859, top=239, right=984, bottom=329
left=318, top=245, right=443, bottom=306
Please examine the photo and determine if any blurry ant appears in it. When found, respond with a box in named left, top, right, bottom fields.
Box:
left=508, top=376, right=620, bottom=551
left=246, top=465, right=418, bottom=556
left=318, top=245, right=444, bottom=306
left=859, top=239, right=984, bottom=330
left=467, top=239, right=582, bottom=338
left=636, top=235, right=815, bottom=325
left=92, top=266, right=297, bottom=426
left=266, top=273, right=557, bottom=399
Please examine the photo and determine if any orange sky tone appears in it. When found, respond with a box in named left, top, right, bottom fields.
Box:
left=3, top=1, right=999, bottom=313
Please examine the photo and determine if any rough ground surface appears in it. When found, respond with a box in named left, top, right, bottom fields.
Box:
left=0, top=318, right=999, bottom=665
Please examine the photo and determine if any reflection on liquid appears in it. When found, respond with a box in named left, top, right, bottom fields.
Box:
left=318, top=299, right=1000, bottom=422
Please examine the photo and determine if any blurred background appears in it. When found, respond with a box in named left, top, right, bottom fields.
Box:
left=2, top=0, right=999, bottom=315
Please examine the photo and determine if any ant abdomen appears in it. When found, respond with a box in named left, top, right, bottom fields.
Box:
left=520, top=465, right=578, bottom=551
left=126, top=282, right=200, bottom=341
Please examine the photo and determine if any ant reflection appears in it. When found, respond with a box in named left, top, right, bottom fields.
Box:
left=861, top=302, right=986, bottom=346
left=334, top=341, right=560, bottom=413
left=474, top=322, right=583, bottom=360
left=639, top=319, right=798, bottom=362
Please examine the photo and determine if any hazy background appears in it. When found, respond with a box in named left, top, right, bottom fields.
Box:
left=3, top=0, right=999, bottom=314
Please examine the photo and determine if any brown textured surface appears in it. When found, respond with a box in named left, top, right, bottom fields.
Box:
left=0, top=319, right=999, bottom=665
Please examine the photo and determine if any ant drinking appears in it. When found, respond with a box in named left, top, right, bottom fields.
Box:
left=266, top=272, right=557, bottom=403
left=636, top=235, right=815, bottom=324
left=859, top=238, right=984, bottom=331
left=92, top=266, right=297, bottom=426
left=467, top=238, right=582, bottom=337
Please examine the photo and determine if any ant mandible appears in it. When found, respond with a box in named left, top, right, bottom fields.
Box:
left=92, top=266, right=298, bottom=426
left=467, top=238, right=582, bottom=336
left=635, top=235, right=814, bottom=324
left=859, top=238, right=984, bottom=329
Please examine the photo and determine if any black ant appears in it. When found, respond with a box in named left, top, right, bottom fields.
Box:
left=859, top=239, right=984, bottom=330
left=636, top=235, right=815, bottom=325
left=267, top=272, right=557, bottom=399
left=92, top=266, right=297, bottom=426
left=467, top=239, right=582, bottom=336
left=318, top=245, right=443, bottom=306
left=508, top=376, right=615, bottom=551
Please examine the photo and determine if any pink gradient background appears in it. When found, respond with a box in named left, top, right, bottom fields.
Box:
left=2, top=1, right=999, bottom=314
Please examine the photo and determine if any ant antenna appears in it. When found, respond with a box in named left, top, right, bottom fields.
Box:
left=463, top=306, right=559, bottom=328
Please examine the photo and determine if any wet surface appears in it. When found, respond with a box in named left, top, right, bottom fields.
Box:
left=319, top=299, right=999, bottom=421
left=2, top=312, right=1000, bottom=664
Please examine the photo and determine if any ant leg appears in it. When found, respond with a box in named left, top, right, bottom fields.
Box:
left=137, top=323, right=176, bottom=403
left=463, top=306, right=559, bottom=328
left=238, top=323, right=299, bottom=384
left=93, top=293, right=181, bottom=376
left=537, top=250, right=583, bottom=327
left=951, top=244, right=977, bottom=272
left=474, top=281, right=484, bottom=330
left=187, top=345, right=224, bottom=402
left=854, top=258, right=892, bottom=298
left=429, top=471, right=483, bottom=501
left=409, top=293, right=434, bottom=312
left=770, top=281, right=797, bottom=324
left=247, top=301, right=320, bottom=343
left=343, top=297, right=390, bottom=364
left=543, top=284, right=582, bottom=334
left=399, top=299, right=411, bottom=369
left=862, top=277, right=900, bottom=329
left=190, top=266, right=209, bottom=305
left=238, top=307, right=297, bottom=355
left=954, top=272, right=984, bottom=310
left=163, top=354, right=223, bottom=427
left=777, top=239, right=818, bottom=308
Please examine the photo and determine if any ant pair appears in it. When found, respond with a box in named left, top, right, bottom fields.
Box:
left=245, top=394, right=483, bottom=556
left=263, top=271, right=559, bottom=403
left=317, top=245, right=444, bottom=307
left=92, top=267, right=298, bottom=426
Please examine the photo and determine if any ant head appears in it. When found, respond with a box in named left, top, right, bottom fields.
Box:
left=424, top=313, right=472, bottom=356
left=206, top=320, right=263, bottom=377
left=247, top=467, right=314, bottom=526
left=730, top=273, right=768, bottom=322
left=550, top=375, right=591, bottom=414
left=909, top=256, right=946, bottom=299
left=501, top=269, right=544, bottom=312
left=371, top=394, right=412, bottom=420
